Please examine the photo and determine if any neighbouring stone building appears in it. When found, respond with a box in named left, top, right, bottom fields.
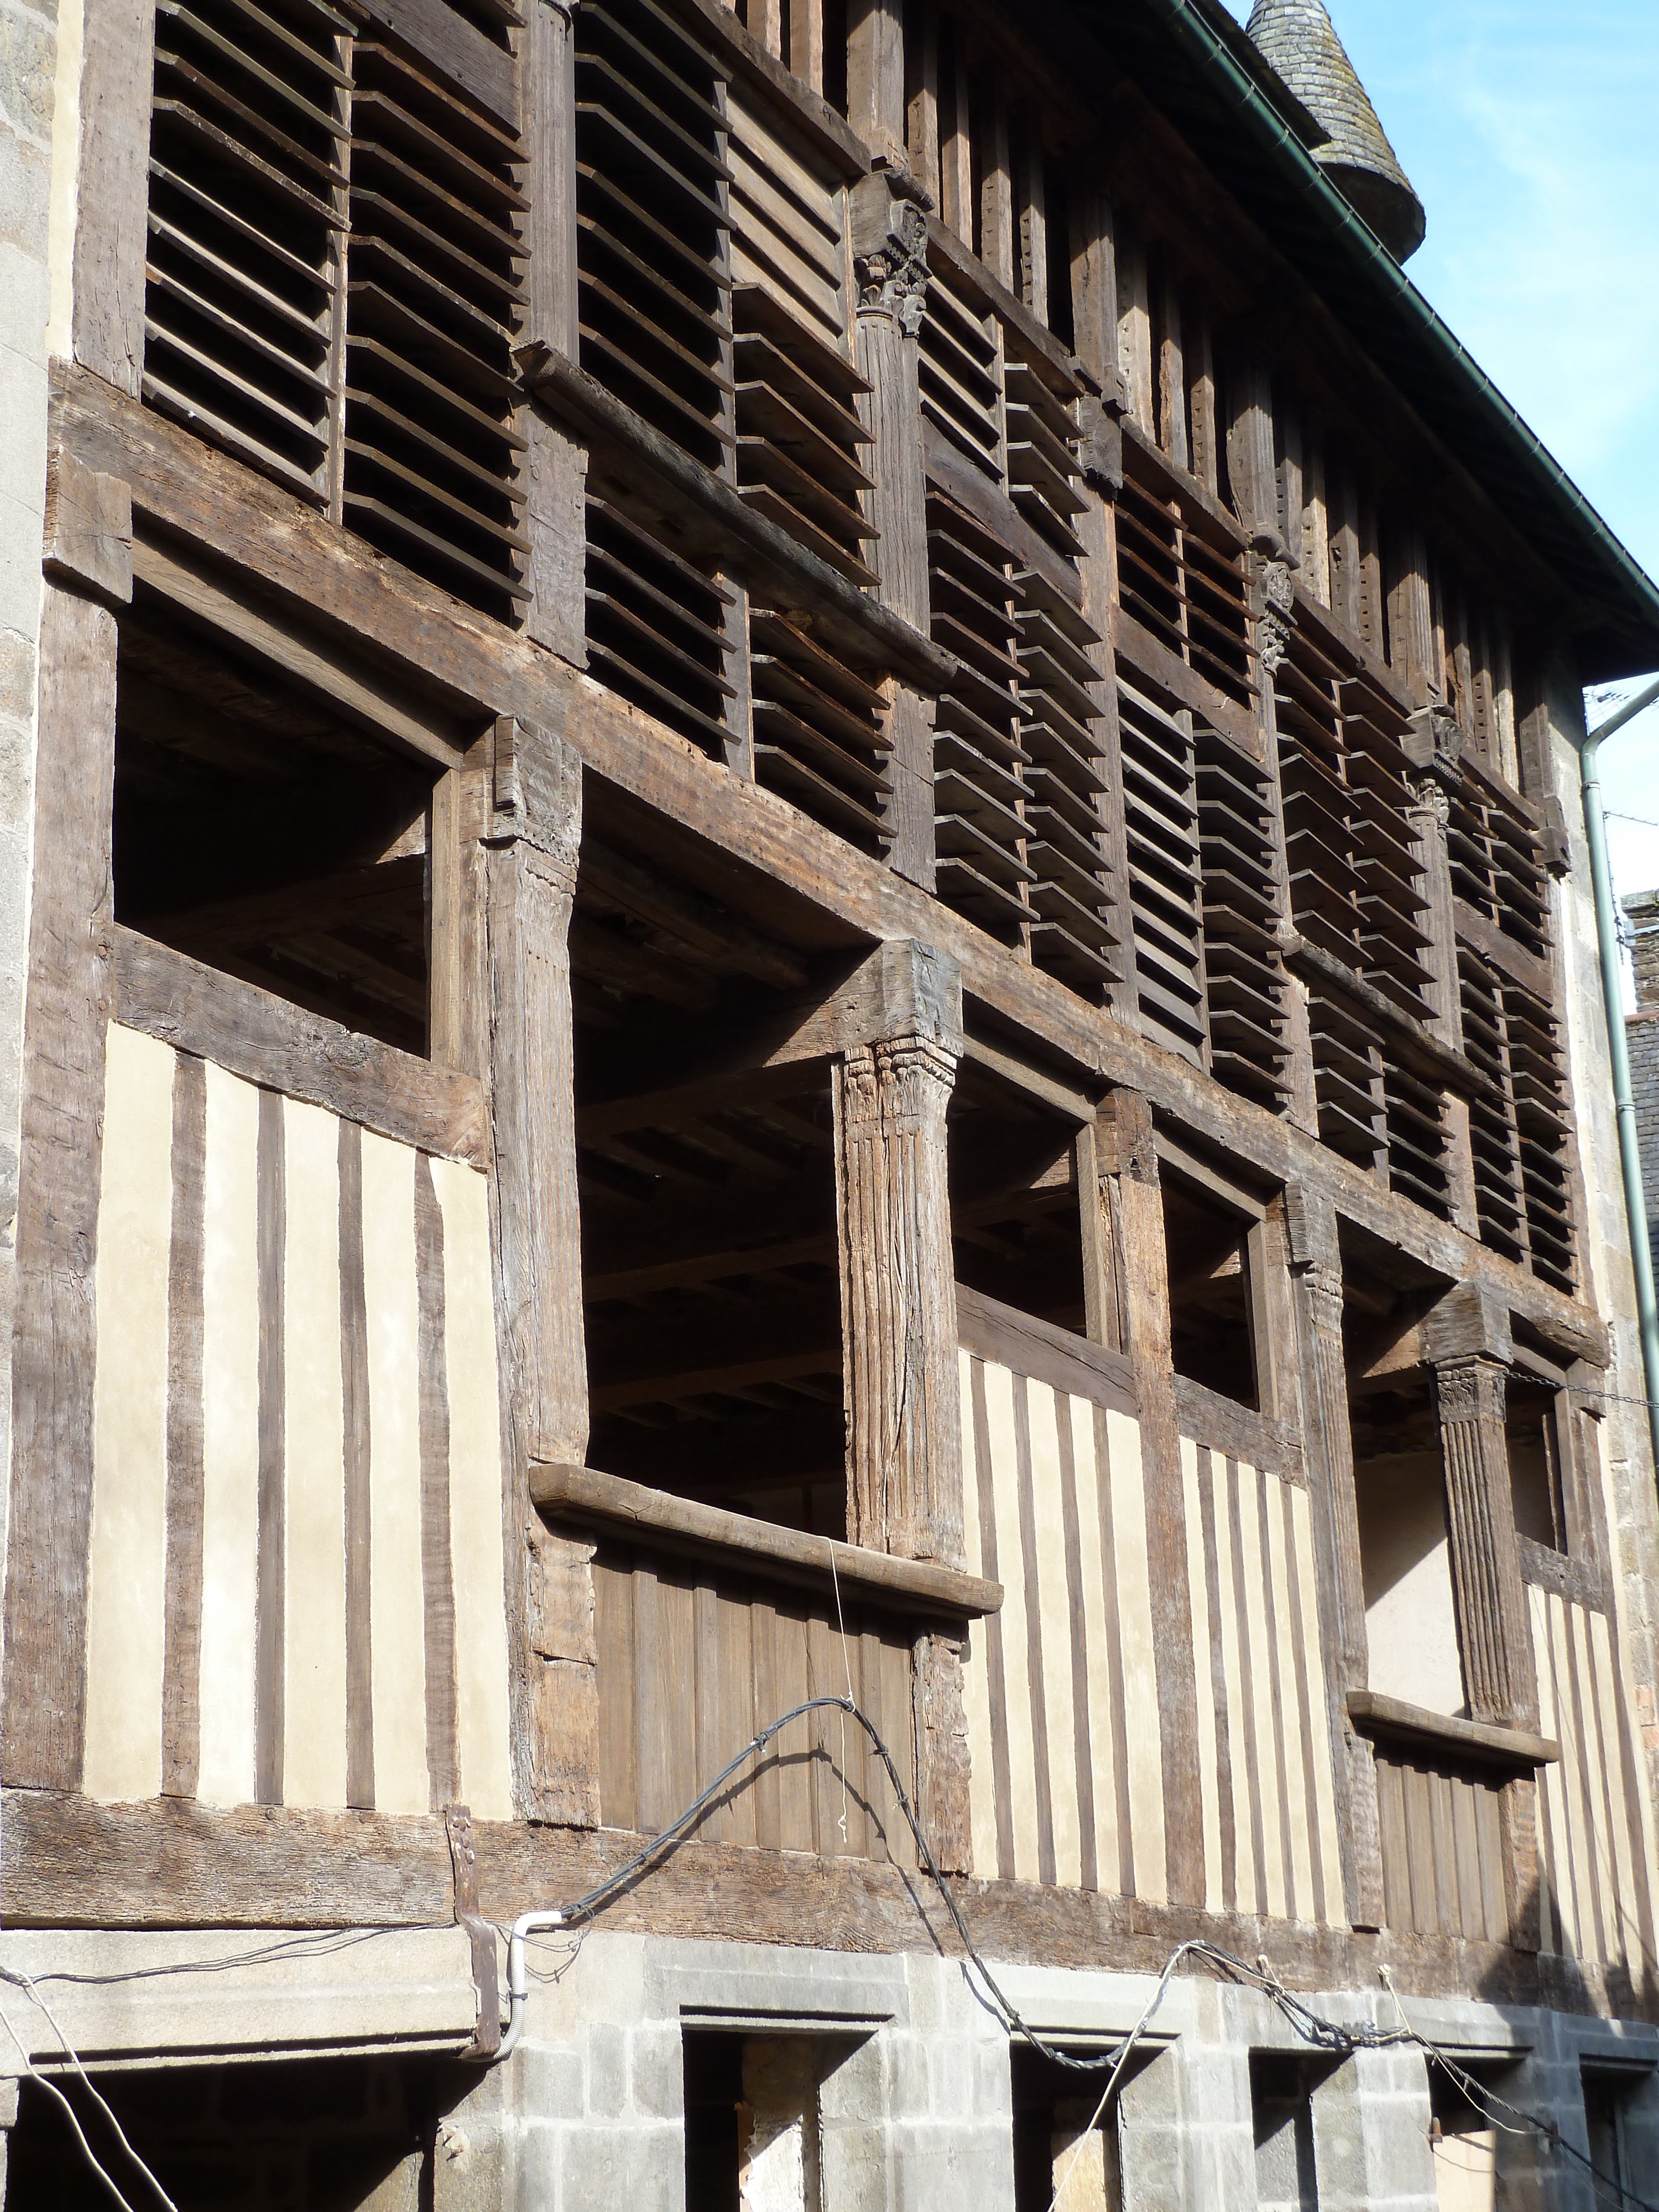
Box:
left=3, top=0, right=1659, bottom=2203
left=1624, top=889, right=1659, bottom=1255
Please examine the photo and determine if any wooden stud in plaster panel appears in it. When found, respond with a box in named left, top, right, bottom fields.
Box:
left=1094, top=1087, right=1204, bottom=1906
left=1282, top=1183, right=1385, bottom=1929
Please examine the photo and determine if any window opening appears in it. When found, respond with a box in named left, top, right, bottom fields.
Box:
left=576, top=809, right=848, bottom=1533
left=1428, top=2058, right=1514, bottom=2212
left=1351, top=1369, right=1464, bottom=1718
left=1251, top=2052, right=1329, bottom=2212
left=114, top=589, right=437, bottom=1054
left=1011, top=2041, right=1155, bottom=2212
left=682, top=2028, right=859, bottom=2212
left=1582, top=2065, right=1649, bottom=2210
left=1161, top=1165, right=1259, bottom=1410
left=948, top=1054, right=1085, bottom=1334
left=8, top=2053, right=441, bottom=2211
left=1506, top=1372, right=1568, bottom=1553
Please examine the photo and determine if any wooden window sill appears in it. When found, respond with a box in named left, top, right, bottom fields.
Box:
left=1347, top=1689, right=1558, bottom=1770
left=529, top=1461, right=1003, bottom=1620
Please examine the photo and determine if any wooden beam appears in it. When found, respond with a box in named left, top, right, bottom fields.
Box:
left=113, top=929, right=489, bottom=1166
left=1347, top=1691, right=1557, bottom=1772
left=580, top=837, right=809, bottom=990
left=50, top=368, right=1609, bottom=1368
left=523, top=0, right=587, bottom=665
left=2, top=586, right=119, bottom=1791
left=1095, top=1088, right=1204, bottom=1907
left=72, top=0, right=157, bottom=394
left=531, top=1462, right=1002, bottom=1618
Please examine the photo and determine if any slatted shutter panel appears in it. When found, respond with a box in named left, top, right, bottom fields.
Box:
left=342, top=33, right=529, bottom=616
left=583, top=497, right=734, bottom=750
left=749, top=611, right=891, bottom=854
left=573, top=0, right=733, bottom=469
left=1275, top=623, right=1450, bottom=1199
left=144, top=0, right=531, bottom=616
left=1116, top=449, right=1253, bottom=708
left=1449, top=774, right=1574, bottom=1289
left=1003, top=338, right=1085, bottom=559
left=726, top=88, right=845, bottom=353
left=735, top=288, right=876, bottom=585
left=1119, top=675, right=1204, bottom=1061
left=919, top=251, right=1002, bottom=479
left=144, top=0, right=351, bottom=500
left=1017, top=570, right=1117, bottom=997
left=930, top=492, right=1031, bottom=943
left=1195, top=731, right=1286, bottom=1106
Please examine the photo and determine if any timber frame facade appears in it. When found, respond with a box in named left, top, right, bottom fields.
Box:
left=4, top=0, right=1659, bottom=2200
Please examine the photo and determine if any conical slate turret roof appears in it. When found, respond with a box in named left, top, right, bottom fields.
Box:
left=1245, top=0, right=1426, bottom=262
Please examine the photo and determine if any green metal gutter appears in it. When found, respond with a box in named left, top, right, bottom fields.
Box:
left=1581, top=682, right=1659, bottom=1469
left=1136, top=0, right=1659, bottom=656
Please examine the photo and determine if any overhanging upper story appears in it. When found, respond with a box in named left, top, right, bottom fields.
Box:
left=8, top=0, right=1659, bottom=2034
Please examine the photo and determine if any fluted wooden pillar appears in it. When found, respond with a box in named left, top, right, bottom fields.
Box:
left=1427, top=1286, right=1541, bottom=1948
left=834, top=1026, right=961, bottom=1564
left=1284, top=1186, right=1385, bottom=1930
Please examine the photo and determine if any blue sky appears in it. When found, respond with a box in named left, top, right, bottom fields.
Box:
left=1219, top=0, right=1659, bottom=948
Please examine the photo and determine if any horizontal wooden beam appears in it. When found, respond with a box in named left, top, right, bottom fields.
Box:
left=588, top=1347, right=839, bottom=1413
left=519, top=345, right=954, bottom=692
left=1173, top=1374, right=1305, bottom=1484
left=132, top=533, right=471, bottom=772
left=1347, top=1690, right=1558, bottom=1771
left=955, top=1283, right=1136, bottom=1417
left=54, top=366, right=1607, bottom=1367
left=1, top=1790, right=1617, bottom=2017
left=581, top=837, right=810, bottom=991
left=114, top=929, right=490, bottom=1167
left=529, top=1460, right=1003, bottom=1617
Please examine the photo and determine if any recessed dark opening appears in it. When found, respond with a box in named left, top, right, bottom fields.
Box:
left=950, top=1060, right=1085, bottom=1333
left=1162, top=1170, right=1257, bottom=1408
left=113, top=589, right=435, bottom=1054
left=1011, top=2041, right=1154, bottom=2212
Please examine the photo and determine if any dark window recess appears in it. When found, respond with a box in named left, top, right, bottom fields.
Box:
left=573, top=0, right=733, bottom=471
left=1162, top=1170, right=1258, bottom=1410
left=1427, top=2057, right=1511, bottom=2206
left=1582, top=2068, right=1644, bottom=2209
left=683, top=2031, right=854, bottom=2212
left=575, top=813, right=848, bottom=1535
left=7, top=2053, right=450, bottom=2212
left=142, top=0, right=530, bottom=622
left=950, top=1057, right=1086, bottom=1334
left=1011, top=2042, right=1153, bottom=2212
left=1507, top=1374, right=1568, bottom=1552
left=1251, top=2052, right=1328, bottom=2212
left=114, top=591, right=435, bottom=1054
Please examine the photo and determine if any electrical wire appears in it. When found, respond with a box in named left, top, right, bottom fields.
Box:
left=0, top=1972, right=179, bottom=2212
left=10, top=1694, right=1656, bottom=2209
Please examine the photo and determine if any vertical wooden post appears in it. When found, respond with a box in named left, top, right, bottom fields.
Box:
left=1094, top=1088, right=1204, bottom=1906
left=523, top=0, right=588, bottom=665
left=906, top=0, right=942, bottom=210
left=482, top=715, right=598, bottom=1823
left=1067, top=177, right=1119, bottom=403
left=846, top=0, right=906, bottom=166
left=832, top=941, right=963, bottom=1565
left=1386, top=525, right=1437, bottom=706
left=979, top=85, right=1014, bottom=291
left=72, top=0, right=159, bottom=393
left=1283, top=1183, right=1386, bottom=1930
left=2, top=487, right=130, bottom=1787
left=1155, top=271, right=1187, bottom=471
left=1223, top=350, right=1283, bottom=556
left=851, top=173, right=936, bottom=891
left=1402, top=714, right=1480, bottom=1235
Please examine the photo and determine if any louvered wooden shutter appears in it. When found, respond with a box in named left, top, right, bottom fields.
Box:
left=1116, top=448, right=1253, bottom=709
left=930, top=491, right=1030, bottom=941
left=919, top=252, right=1002, bottom=480
left=1449, top=773, right=1574, bottom=1289
left=143, top=0, right=530, bottom=617
left=144, top=0, right=351, bottom=499
left=573, top=0, right=733, bottom=468
left=583, top=496, right=735, bottom=750
left=1196, top=731, right=1286, bottom=1108
left=1118, top=674, right=1204, bottom=1062
left=1275, top=623, right=1452, bottom=1206
left=343, top=32, right=529, bottom=617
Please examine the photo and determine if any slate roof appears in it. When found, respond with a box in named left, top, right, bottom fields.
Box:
left=1245, top=0, right=1426, bottom=261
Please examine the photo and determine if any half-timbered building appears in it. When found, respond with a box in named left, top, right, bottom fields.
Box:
left=3, top=0, right=1659, bottom=2199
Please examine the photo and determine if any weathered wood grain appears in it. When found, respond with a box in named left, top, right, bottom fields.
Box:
left=2, top=587, right=119, bottom=1791
left=161, top=1052, right=207, bottom=1801
left=414, top=1155, right=461, bottom=1811
left=114, top=931, right=488, bottom=1166
left=72, top=0, right=156, bottom=392
left=340, top=1120, right=375, bottom=1812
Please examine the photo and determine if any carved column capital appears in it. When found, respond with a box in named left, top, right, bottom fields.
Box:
left=1407, top=771, right=1452, bottom=832
left=1433, top=1352, right=1507, bottom=1427
left=849, top=173, right=931, bottom=336
left=1432, top=1349, right=1537, bottom=1731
